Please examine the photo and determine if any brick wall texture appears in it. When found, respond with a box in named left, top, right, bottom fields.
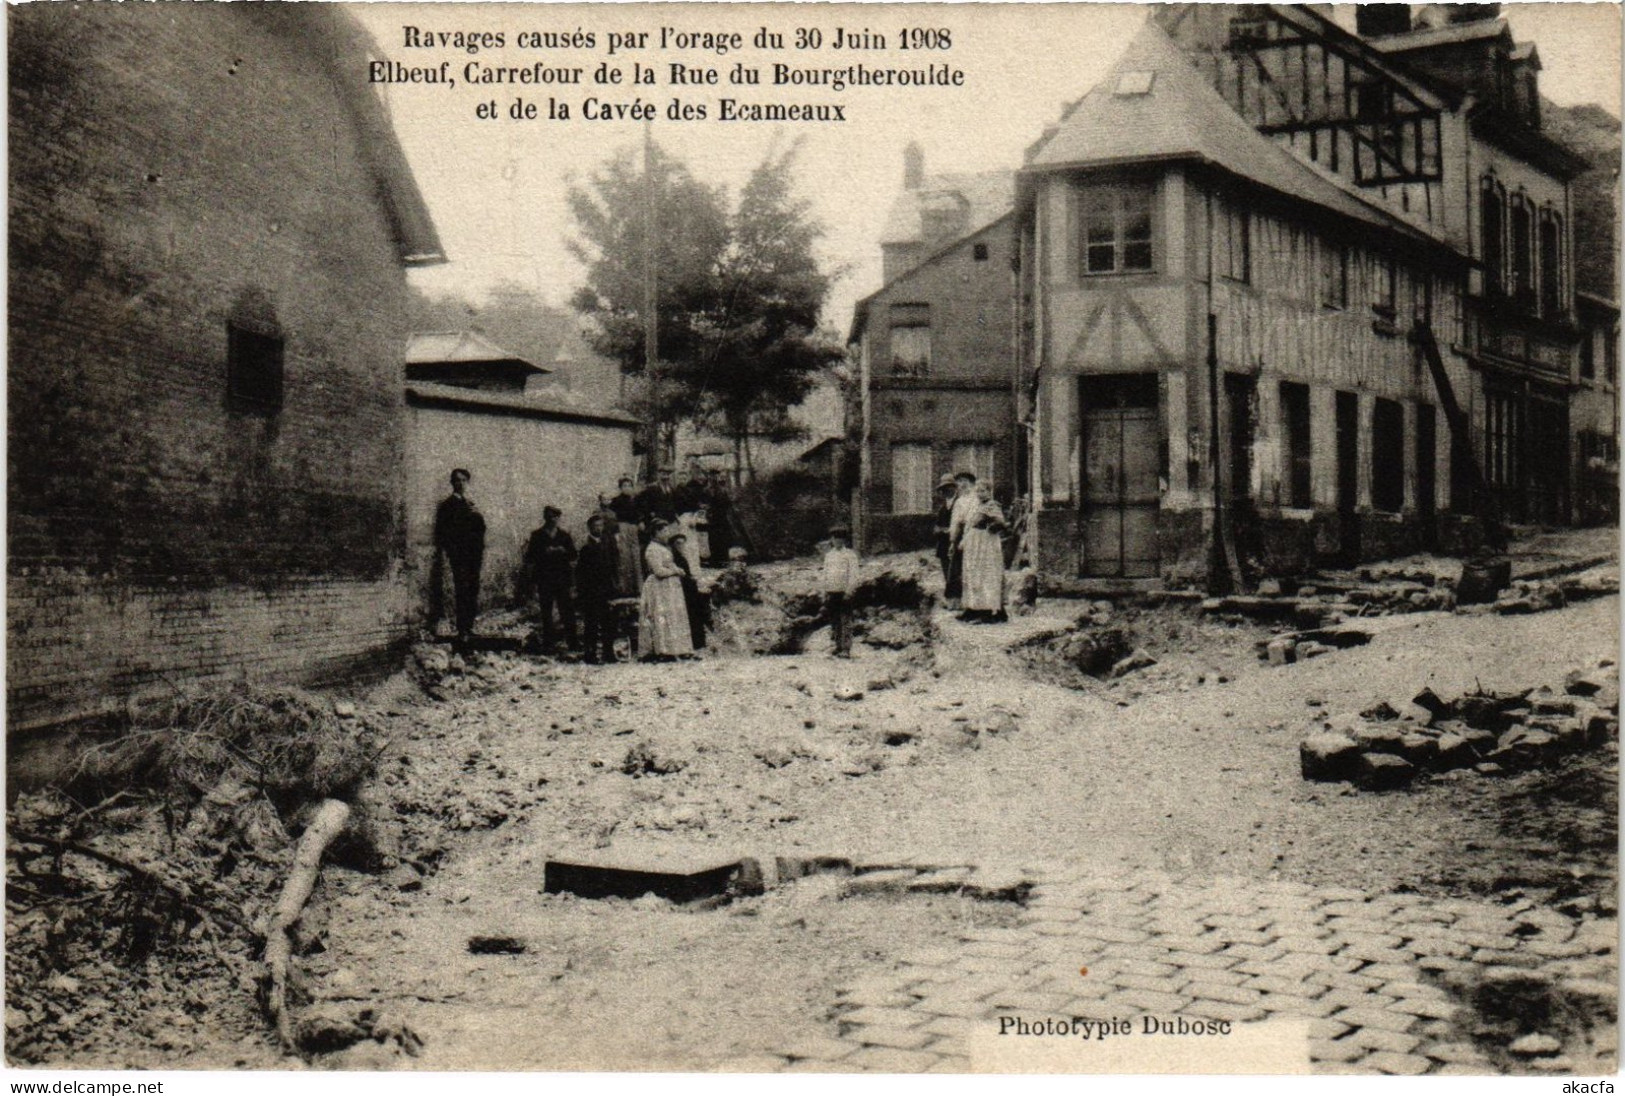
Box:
left=8, top=5, right=416, bottom=730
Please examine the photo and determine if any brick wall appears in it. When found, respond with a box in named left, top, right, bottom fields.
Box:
left=8, top=5, right=417, bottom=730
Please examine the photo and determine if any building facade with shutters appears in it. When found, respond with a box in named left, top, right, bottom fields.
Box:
left=1019, top=4, right=1608, bottom=587
left=849, top=149, right=1022, bottom=553
left=8, top=4, right=444, bottom=740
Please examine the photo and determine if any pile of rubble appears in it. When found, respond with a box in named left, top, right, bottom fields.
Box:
left=1011, top=602, right=1157, bottom=680
left=1300, top=661, right=1619, bottom=790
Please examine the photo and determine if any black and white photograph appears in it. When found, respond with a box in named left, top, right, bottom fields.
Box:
left=5, top=0, right=1622, bottom=1078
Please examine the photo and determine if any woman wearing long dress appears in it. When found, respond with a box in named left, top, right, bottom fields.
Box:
left=638, top=527, right=694, bottom=660
left=960, top=485, right=1008, bottom=622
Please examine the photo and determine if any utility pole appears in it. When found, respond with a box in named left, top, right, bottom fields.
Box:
left=641, top=119, right=661, bottom=479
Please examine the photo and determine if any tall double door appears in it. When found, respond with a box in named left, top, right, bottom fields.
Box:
left=1080, top=374, right=1160, bottom=578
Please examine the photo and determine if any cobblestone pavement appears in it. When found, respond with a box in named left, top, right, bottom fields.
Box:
left=727, top=865, right=1618, bottom=1074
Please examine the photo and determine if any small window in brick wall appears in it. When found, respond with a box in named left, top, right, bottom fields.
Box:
left=227, top=326, right=284, bottom=414
left=226, top=289, right=285, bottom=415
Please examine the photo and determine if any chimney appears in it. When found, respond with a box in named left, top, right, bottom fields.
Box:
left=903, top=142, right=924, bottom=190
left=1356, top=4, right=1412, bottom=37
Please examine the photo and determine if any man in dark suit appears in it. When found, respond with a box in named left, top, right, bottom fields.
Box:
left=523, top=505, right=577, bottom=650
left=575, top=512, right=619, bottom=664
left=433, top=468, right=485, bottom=649
left=637, top=466, right=680, bottom=534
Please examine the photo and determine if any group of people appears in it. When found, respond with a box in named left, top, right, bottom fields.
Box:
left=431, top=465, right=751, bottom=661
left=933, top=470, right=1009, bottom=623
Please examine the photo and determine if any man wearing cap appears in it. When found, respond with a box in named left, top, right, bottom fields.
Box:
left=433, top=468, right=486, bottom=648
left=523, top=505, right=578, bottom=651
left=822, top=524, right=859, bottom=658
left=932, top=473, right=957, bottom=586
left=637, top=466, right=681, bottom=535
left=576, top=512, right=619, bottom=664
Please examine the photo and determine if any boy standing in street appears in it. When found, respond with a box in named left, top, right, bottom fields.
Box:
left=523, top=505, right=578, bottom=651
left=822, top=524, right=859, bottom=658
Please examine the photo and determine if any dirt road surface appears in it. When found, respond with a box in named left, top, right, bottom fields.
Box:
left=295, top=576, right=1618, bottom=1072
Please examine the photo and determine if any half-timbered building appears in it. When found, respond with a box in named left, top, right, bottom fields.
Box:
left=1020, top=5, right=1603, bottom=587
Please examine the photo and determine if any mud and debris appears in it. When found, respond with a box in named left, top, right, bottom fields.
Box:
left=6, top=548, right=1618, bottom=1072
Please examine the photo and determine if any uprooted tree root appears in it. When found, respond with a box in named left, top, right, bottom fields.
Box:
left=6, top=684, right=397, bottom=1064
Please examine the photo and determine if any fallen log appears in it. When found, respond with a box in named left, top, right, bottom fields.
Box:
left=263, top=798, right=350, bottom=1051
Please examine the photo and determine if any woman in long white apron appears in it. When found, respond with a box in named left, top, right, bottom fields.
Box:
left=960, top=485, right=1008, bottom=621
left=638, top=526, right=695, bottom=659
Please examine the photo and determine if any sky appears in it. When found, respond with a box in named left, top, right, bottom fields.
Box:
left=351, top=2, right=1622, bottom=333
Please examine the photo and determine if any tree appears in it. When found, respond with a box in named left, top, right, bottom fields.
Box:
left=691, top=138, right=845, bottom=477
left=566, top=142, right=730, bottom=458
left=566, top=138, right=843, bottom=477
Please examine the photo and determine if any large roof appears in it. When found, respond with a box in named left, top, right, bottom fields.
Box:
left=880, top=171, right=1013, bottom=247
left=283, top=6, right=446, bottom=266
left=1366, top=17, right=1514, bottom=54
left=1024, top=21, right=1447, bottom=248
left=406, top=331, right=547, bottom=372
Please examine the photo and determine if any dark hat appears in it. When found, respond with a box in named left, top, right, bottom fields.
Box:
left=828, top=523, right=851, bottom=538
left=954, top=470, right=977, bottom=483
left=937, top=473, right=957, bottom=489
left=450, top=467, right=472, bottom=482
left=543, top=505, right=562, bottom=519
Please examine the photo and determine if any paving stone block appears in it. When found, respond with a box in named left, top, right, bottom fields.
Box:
left=1065, top=998, right=1130, bottom=1021
left=1362, top=1050, right=1433, bottom=1075
left=838, top=989, right=919, bottom=1009
left=1317, top=987, right=1397, bottom=1010
left=1110, top=988, right=1189, bottom=1013
left=1309, top=1017, right=1352, bottom=1040
left=1358, top=963, right=1419, bottom=982
left=1423, top=1041, right=1491, bottom=1065
left=1246, top=974, right=1324, bottom=997
left=839, top=1006, right=928, bottom=1029
left=912, top=997, right=993, bottom=1020
left=1432, top=1063, right=1492, bottom=1076
left=1388, top=997, right=1460, bottom=1021
left=713, top=1055, right=791, bottom=1072
left=962, top=927, right=1034, bottom=945
left=962, top=940, right=1031, bottom=960
left=1183, top=999, right=1267, bottom=1024
left=1180, top=967, right=1248, bottom=987
left=1333, top=1006, right=1418, bottom=1033
left=1255, top=993, right=1340, bottom=1019
left=1155, top=931, right=1229, bottom=952
left=1326, top=916, right=1399, bottom=937
left=1345, top=1026, right=1423, bottom=1055
left=1165, top=949, right=1242, bottom=971
left=848, top=1024, right=935, bottom=1052
left=1404, top=935, right=1473, bottom=959
left=782, top=1058, right=860, bottom=1074
left=1082, top=924, right=1151, bottom=944
left=779, top=1035, right=859, bottom=1062
left=1218, top=941, right=1288, bottom=963
left=1032, top=921, right=1085, bottom=938
left=846, top=1046, right=937, bottom=1072
left=1308, top=1038, right=1366, bottom=1063
left=1186, top=981, right=1265, bottom=1006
